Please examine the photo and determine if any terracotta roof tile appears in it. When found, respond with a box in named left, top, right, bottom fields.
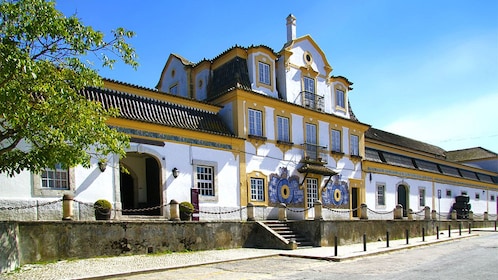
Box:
left=81, top=87, right=235, bottom=137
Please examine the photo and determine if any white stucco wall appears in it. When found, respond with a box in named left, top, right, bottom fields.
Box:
left=0, top=171, right=32, bottom=198
left=365, top=172, right=498, bottom=219
left=194, top=68, right=210, bottom=101
left=247, top=52, right=279, bottom=98
left=158, top=57, right=189, bottom=97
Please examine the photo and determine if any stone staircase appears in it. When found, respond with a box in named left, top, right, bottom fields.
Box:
left=263, top=221, right=314, bottom=248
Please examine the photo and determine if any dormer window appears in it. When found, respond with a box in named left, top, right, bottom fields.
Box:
left=336, top=89, right=345, bottom=109
left=258, top=62, right=270, bottom=85
left=303, top=76, right=315, bottom=107
left=255, top=54, right=274, bottom=91
left=303, top=76, right=315, bottom=94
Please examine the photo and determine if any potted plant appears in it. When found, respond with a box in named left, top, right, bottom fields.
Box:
left=94, top=199, right=112, bottom=220
left=179, top=201, right=194, bottom=221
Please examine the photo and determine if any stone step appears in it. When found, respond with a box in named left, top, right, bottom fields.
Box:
left=263, top=221, right=314, bottom=249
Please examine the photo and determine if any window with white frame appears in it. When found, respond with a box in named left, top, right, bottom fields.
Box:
left=196, top=165, right=214, bottom=196
left=248, top=108, right=263, bottom=137
left=331, top=129, right=342, bottom=153
left=33, top=164, right=74, bottom=197
left=305, top=123, right=318, bottom=160
left=303, top=76, right=315, bottom=108
left=258, top=62, right=270, bottom=85
left=250, top=177, right=265, bottom=202
left=306, top=178, right=318, bottom=208
left=350, top=134, right=359, bottom=156
left=419, top=187, right=426, bottom=207
left=303, top=77, right=315, bottom=94
left=277, top=116, right=290, bottom=142
left=41, top=164, right=69, bottom=189
left=336, top=89, right=345, bottom=108
left=377, top=184, right=386, bottom=206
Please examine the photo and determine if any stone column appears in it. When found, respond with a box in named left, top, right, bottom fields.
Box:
left=469, top=211, right=474, bottom=221
left=278, top=203, right=287, bottom=221
left=314, top=200, right=323, bottom=220
left=484, top=212, right=489, bottom=221
left=169, top=200, right=180, bottom=221
left=360, top=203, right=368, bottom=220
left=431, top=210, right=437, bottom=220
left=424, top=206, right=431, bottom=220
left=407, top=209, right=413, bottom=220
left=394, top=204, right=403, bottom=219
left=451, top=209, right=457, bottom=220
left=62, top=194, right=74, bottom=220
left=247, top=202, right=255, bottom=221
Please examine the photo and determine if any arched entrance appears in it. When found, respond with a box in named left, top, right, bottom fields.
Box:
left=120, top=153, right=162, bottom=216
left=397, top=184, right=409, bottom=217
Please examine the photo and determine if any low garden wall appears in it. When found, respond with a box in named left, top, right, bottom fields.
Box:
left=1, top=220, right=495, bottom=273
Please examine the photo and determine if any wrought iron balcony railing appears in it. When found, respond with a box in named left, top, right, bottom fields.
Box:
left=302, top=142, right=328, bottom=163
left=300, top=91, right=324, bottom=111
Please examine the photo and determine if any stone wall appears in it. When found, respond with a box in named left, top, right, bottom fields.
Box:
left=290, top=220, right=495, bottom=247
left=1, top=220, right=496, bottom=273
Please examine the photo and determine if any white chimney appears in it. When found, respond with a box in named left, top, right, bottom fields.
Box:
left=286, top=14, right=296, bottom=42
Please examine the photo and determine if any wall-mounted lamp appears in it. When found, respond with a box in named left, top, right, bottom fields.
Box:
left=172, top=167, right=179, bottom=178
left=98, top=160, right=107, bottom=172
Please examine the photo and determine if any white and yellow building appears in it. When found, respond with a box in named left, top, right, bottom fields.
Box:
left=1, top=15, right=496, bottom=221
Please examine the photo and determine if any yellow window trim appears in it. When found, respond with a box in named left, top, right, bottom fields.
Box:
left=247, top=171, right=268, bottom=206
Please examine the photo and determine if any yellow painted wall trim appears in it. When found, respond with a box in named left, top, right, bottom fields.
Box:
left=282, top=35, right=333, bottom=77
left=246, top=171, right=269, bottom=206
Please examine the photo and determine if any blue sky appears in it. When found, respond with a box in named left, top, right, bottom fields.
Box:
left=56, top=0, right=498, bottom=153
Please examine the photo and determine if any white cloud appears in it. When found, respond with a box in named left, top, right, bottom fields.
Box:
left=382, top=93, right=498, bottom=152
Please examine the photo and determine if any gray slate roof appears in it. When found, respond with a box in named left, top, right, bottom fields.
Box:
left=365, top=127, right=446, bottom=158
left=81, top=87, right=235, bottom=137
left=208, top=56, right=252, bottom=100
left=446, top=147, right=498, bottom=162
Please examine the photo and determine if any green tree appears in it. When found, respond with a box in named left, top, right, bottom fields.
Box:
left=0, top=0, right=137, bottom=176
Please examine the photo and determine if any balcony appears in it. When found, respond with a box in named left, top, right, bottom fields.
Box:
left=302, top=142, right=328, bottom=163
left=300, top=91, right=324, bottom=111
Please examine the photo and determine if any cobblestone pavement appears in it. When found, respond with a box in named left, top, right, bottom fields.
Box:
left=2, top=229, right=493, bottom=280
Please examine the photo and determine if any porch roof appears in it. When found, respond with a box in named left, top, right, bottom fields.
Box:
left=297, top=163, right=337, bottom=176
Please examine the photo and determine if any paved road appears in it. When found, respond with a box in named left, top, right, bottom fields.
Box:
left=108, top=231, right=498, bottom=280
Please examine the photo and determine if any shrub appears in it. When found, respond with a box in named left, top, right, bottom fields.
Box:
left=179, top=201, right=194, bottom=214
left=94, top=199, right=112, bottom=210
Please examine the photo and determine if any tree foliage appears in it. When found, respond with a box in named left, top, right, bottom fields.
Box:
left=0, top=0, right=137, bottom=176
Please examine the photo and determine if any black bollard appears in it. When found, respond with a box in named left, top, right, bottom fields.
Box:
left=334, top=236, right=338, bottom=257
left=448, top=225, right=451, bottom=238
left=406, top=229, right=409, bottom=244
left=469, top=223, right=471, bottom=234
left=495, top=221, right=497, bottom=232
left=437, top=226, right=439, bottom=240
left=386, top=231, right=390, bottom=248
left=422, top=228, right=425, bottom=242
left=363, top=234, right=367, bottom=252
left=459, top=223, right=462, bottom=236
